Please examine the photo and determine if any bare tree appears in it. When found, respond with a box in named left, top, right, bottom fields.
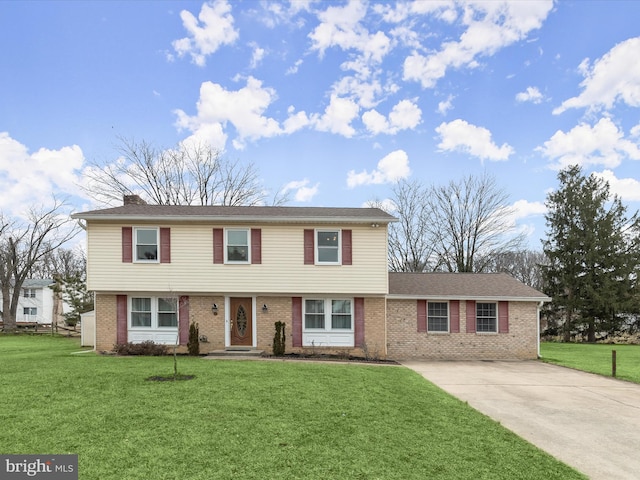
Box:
left=0, top=201, right=80, bottom=331
left=487, top=250, right=547, bottom=289
left=82, top=137, right=287, bottom=207
left=427, top=173, right=525, bottom=272
left=370, top=180, right=437, bottom=272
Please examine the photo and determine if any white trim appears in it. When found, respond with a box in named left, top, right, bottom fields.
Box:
left=133, top=227, right=159, bottom=263
left=387, top=294, right=551, bottom=302
left=225, top=296, right=257, bottom=348
left=315, top=229, right=341, bottom=265
left=302, top=297, right=354, bottom=347
left=128, top=296, right=178, bottom=344
left=224, top=228, right=251, bottom=264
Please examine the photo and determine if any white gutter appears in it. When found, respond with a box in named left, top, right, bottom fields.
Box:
left=537, top=301, right=543, bottom=358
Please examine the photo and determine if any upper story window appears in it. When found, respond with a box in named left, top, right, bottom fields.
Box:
left=135, top=228, right=158, bottom=262
left=23, top=288, right=36, bottom=298
left=476, top=302, right=497, bottom=333
left=226, top=229, right=249, bottom=263
left=428, top=302, right=449, bottom=333
left=23, top=307, right=37, bottom=316
left=316, top=230, right=340, bottom=264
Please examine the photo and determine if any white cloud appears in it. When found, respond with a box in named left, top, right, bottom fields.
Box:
left=282, top=179, right=319, bottom=202
left=511, top=199, right=547, bottom=219
left=0, top=132, right=85, bottom=215
left=174, top=77, right=283, bottom=151
left=347, top=149, right=410, bottom=187
left=593, top=170, right=640, bottom=202
left=311, top=94, right=360, bottom=137
left=171, top=0, right=239, bottom=67
left=554, top=37, right=640, bottom=114
left=516, top=86, right=544, bottom=104
left=436, top=119, right=514, bottom=161
left=309, top=1, right=391, bottom=64
left=537, top=117, right=640, bottom=169
left=437, top=95, right=455, bottom=115
left=403, top=1, right=553, bottom=88
left=362, top=99, right=422, bottom=135
left=249, top=44, right=266, bottom=69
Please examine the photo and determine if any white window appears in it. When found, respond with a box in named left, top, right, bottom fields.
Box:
left=303, top=298, right=353, bottom=347
left=23, top=307, right=37, bottom=316
left=225, top=229, right=250, bottom=263
left=476, top=302, right=497, bottom=333
left=134, top=228, right=158, bottom=262
left=316, top=230, right=340, bottom=264
left=129, top=297, right=177, bottom=329
left=428, top=302, right=449, bottom=333
left=23, top=289, right=36, bottom=298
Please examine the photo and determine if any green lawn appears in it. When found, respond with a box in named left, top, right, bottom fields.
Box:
left=0, top=335, right=584, bottom=480
left=541, top=341, right=640, bottom=383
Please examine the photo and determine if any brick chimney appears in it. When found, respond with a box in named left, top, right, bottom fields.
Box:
left=123, top=195, right=147, bottom=206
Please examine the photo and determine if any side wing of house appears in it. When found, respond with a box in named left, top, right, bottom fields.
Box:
left=386, top=273, right=549, bottom=360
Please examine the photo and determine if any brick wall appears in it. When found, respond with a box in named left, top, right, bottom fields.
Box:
left=386, top=299, right=539, bottom=360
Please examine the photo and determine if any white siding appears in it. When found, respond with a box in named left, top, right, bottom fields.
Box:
left=86, top=222, right=389, bottom=295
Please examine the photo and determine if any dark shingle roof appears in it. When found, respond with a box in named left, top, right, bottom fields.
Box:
left=72, top=204, right=397, bottom=224
left=388, top=272, right=549, bottom=301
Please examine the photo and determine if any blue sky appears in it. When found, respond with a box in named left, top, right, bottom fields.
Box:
left=1, top=0, right=639, bottom=249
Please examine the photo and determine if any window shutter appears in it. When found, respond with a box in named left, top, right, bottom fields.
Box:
left=213, top=228, right=223, bottom=264
left=303, top=229, right=314, bottom=265
left=498, top=301, right=509, bottom=333
left=116, top=295, right=128, bottom=344
left=466, top=300, right=476, bottom=333
left=160, top=228, right=171, bottom=263
left=417, top=300, right=427, bottom=332
left=179, top=296, right=189, bottom=345
left=122, top=227, right=132, bottom=263
left=292, top=297, right=302, bottom=347
left=342, top=229, right=352, bottom=265
left=450, top=300, right=460, bottom=333
left=251, top=229, right=262, bottom=264
left=354, top=297, right=365, bottom=347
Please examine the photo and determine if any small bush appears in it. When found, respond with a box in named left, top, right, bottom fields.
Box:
left=187, top=322, right=200, bottom=356
left=273, top=321, right=286, bottom=356
left=113, top=341, right=168, bottom=356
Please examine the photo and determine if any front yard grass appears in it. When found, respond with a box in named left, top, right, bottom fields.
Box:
left=1, top=335, right=584, bottom=479
left=541, top=341, right=640, bottom=383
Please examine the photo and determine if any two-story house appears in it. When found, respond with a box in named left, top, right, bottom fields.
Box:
left=0, top=279, right=59, bottom=326
left=73, top=196, right=548, bottom=360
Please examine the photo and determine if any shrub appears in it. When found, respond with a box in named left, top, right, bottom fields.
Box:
left=187, top=322, right=200, bottom=356
left=273, top=321, right=286, bottom=356
left=112, top=341, right=168, bottom=356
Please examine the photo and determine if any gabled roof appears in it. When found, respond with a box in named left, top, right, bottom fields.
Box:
left=72, top=205, right=397, bottom=225
left=14, top=279, right=54, bottom=289
left=388, top=272, right=550, bottom=301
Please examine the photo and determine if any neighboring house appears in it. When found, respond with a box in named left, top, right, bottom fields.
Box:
left=0, top=279, right=56, bottom=325
left=72, top=196, right=549, bottom=360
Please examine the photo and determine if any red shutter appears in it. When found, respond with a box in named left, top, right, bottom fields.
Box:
left=251, top=228, right=262, bottom=264
left=498, top=301, right=509, bottom=333
left=417, top=300, right=427, bottom=332
left=292, top=297, right=302, bottom=347
left=450, top=300, right=460, bottom=333
left=116, top=295, right=128, bottom=344
left=303, top=229, right=314, bottom=265
left=342, top=229, right=352, bottom=265
left=354, top=297, right=364, bottom=347
left=122, top=227, right=132, bottom=263
left=179, top=296, right=189, bottom=345
left=160, top=228, right=171, bottom=263
left=466, top=300, right=476, bottom=333
left=213, top=228, right=223, bottom=264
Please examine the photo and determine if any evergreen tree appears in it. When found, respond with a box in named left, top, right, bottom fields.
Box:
left=543, top=165, right=640, bottom=341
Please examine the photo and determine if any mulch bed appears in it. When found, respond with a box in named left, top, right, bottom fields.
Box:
left=262, top=353, right=400, bottom=365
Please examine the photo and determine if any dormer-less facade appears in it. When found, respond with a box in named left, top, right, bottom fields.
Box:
left=73, top=199, right=396, bottom=355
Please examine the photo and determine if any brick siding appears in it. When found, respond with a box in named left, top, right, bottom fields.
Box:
left=386, top=299, right=539, bottom=360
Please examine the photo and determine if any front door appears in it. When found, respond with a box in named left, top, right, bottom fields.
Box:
left=229, top=297, right=253, bottom=347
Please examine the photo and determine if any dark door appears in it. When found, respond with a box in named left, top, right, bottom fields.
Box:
left=230, top=297, right=253, bottom=346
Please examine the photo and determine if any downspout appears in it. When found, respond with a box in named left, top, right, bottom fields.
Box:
left=537, top=301, right=543, bottom=358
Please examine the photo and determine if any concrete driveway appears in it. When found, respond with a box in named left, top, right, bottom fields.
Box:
left=402, top=360, right=640, bottom=480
